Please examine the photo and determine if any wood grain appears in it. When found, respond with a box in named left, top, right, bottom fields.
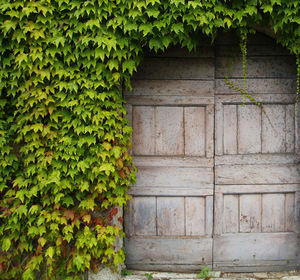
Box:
left=239, top=194, right=262, bottom=233
left=132, top=106, right=155, bottom=155
left=262, top=194, right=285, bottom=232
left=223, top=105, right=237, bottom=154
left=156, top=107, right=184, bottom=155
left=185, top=197, right=206, bottom=236
left=238, top=104, right=261, bottom=154
left=157, top=197, right=185, bottom=236
left=223, top=195, right=239, bottom=233
left=134, top=58, right=214, bottom=80
left=184, top=107, right=206, bottom=156
left=133, top=197, right=157, bottom=236
left=262, top=105, right=286, bottom=153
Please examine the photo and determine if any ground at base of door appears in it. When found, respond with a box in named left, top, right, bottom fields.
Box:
left=122, top=270, right=300, bottom=280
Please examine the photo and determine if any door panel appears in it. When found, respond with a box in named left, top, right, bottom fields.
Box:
left=124, top=54, right=215, bottom=270
left=214, top=93, right=300, bottom=271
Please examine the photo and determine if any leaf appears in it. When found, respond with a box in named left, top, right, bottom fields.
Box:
left=122, top=60, right=136, bottom=75
left=139, top=23, right=153, bottom=36
left=46, top=247, right=55, bottom=259
left=172, top=23, right=184, bottom=34
left=149, top=38, right=163, bottom=51
left=82, top=214, right=91, bottom=224
left=2, top=238, right=11, bottom=251
left=64, top=209, right=75, bottom=221
left=38, top=237, right=47, bottom=247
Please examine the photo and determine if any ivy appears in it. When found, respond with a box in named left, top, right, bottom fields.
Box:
left=0, top=0, right=299, bottom=279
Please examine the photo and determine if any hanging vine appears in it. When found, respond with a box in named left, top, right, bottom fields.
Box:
left=0, top=0, right=299, bottom=279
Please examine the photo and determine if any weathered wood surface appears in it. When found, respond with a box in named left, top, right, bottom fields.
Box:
left=185, top=197, right=206, bottom=236
left=133, top=58, right=215, bottom=80
left=223, top=195, right=239, bottom=233
left=262, top=194, right=285, bottom=232
left=131, top=104, right=214, bottom=156
left=125, top=237, right=213, bottom=265
left=238, top=105, right=261, bottom=154
left=215, top=31, right=279, bottom=45
left=239, top=194, right=262, bottom=233
left=126, top=95, right=215, bottom=105
left=216, top=56, right=297, bottom=78
left=133, top=156, right=214, bottom=167
left=215, top=164, right=300, bottom=184
left=125, top=31, right=299, bottom=272
left=184, top=107, right=206, bottom=156
left=215, top=190, right=299, bottom=234
left=125, top=80, right=214, bottom=96
left=128, top=187, right=213, bottom=196
left=223, top=105, right=238, bottom=154
left=157, top=197, right=185, bottom=236
left=215, top=184, right=300, bottom=194
left=156, top=107, right=184, bottom=155
left=215, top=44, right=291, bottom=57
left=136, top=166, right=213, bottom=187
left=262, top=105, right=286, bottom=153
left=213, top=233, right=300, bottom=271
left=216, top=79, right=296, bottom=94
left=215, top=154, right=300, bottom=165
left=132, top=197, right=157, bottom=236
left=132, top=106, right=155, bottom=155
left=216, top=102, right=296, bottom=155
left=206, top=105, right=215, bottom=158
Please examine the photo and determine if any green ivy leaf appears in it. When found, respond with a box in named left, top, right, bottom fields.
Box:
left=2, top=238, right=11, bottom=251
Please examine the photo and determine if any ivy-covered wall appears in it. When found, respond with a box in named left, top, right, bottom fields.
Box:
left=0, top=0, right=299, bottom=279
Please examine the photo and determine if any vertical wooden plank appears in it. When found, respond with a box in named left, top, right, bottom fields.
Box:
left=124, top=199, right=135, bottom=237
left=125, top=104, right=133, bottom=154
left=156, top=107, right=184, bottom=155
left=185, top=197, right=205, bottom=236
left=184, top=107, right=206, bottom=156
left=296, top=192, right=300, bottom=233
left=223, top=105, right=237, bottom=155
left=133, top=197, right=157, bottom=236
left=157, top=197, right=185, bottom=236
left=132, top=106, right=155, bottom=155
left=238, top=105, right=261, bottom=154
left=206, top=105, right=214, bottom=158
left=262, top=105, right=286, bottom=153
left=239, top=194, right=262, bottom=233
left=215, top=101, right=224, bottom=155
left=214, top=192, right=223, bottom=235
left=125, top=104, right=133, bottom=126
left=285, top=104, right=295, bottom=153
left=285, top=193, right=295, bottom=232
left=206, top=196, right=213, bottom=236
left=296, top=104, right=300, bottom=154
left=223, top=195, right=239, bottom=233
left=262, top=194, right=285, bottom=232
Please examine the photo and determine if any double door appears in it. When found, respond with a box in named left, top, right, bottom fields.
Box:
left=124, top=38, right=300, bottom=271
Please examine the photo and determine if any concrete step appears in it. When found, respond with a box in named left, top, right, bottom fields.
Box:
left=122, top=270, right=300, bottom=280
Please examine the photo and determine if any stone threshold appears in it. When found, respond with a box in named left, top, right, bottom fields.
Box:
left=122, top=270, right=300, bottom=280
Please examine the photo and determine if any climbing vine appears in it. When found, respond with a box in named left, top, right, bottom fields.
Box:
left=0, top=0, right=299, bottom=279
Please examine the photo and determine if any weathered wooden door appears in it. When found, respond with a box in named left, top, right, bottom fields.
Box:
left=213, top=33, right=300, bottom=271
left=124, top=32, right=300, bottom=272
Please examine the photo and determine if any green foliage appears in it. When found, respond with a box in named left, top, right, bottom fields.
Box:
left=121, top=268, right=132, bottom=276
left=197, top=266, right=211, bottom=279
left=0, top=0, right=299, bottom=279
left=144, top=273, right=153, bottom=280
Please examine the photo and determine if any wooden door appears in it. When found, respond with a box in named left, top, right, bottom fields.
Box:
left=124, top=32, right=300, bottom=272
left=213, top=32, right=300, bottom=272
left=124, top=43, right=215, bottom=271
